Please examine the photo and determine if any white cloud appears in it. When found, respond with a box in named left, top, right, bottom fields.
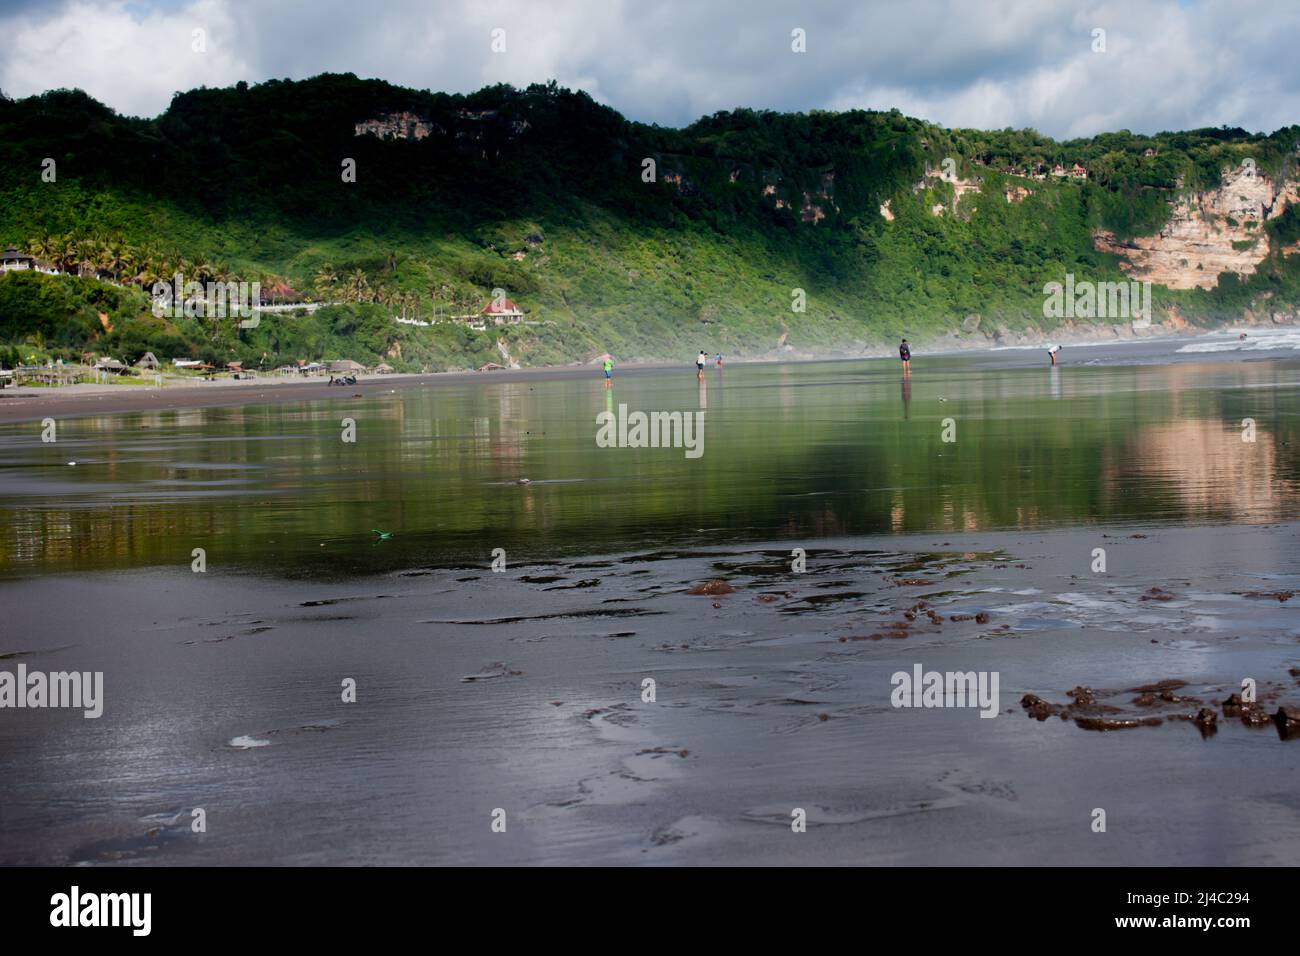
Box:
left=1, top=0, right=1297, bottom=136
left=0, top=0, right=253, bottom=115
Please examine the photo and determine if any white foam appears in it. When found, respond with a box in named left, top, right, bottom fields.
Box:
left=988, top=339, right=1139, bottom=351
left=1176, top=328, right=1300, bottom=353
left=229, top=735, right=271, bottom=749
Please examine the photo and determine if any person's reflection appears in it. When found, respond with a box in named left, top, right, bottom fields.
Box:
left=605, top=385, right=614, bottom=415
left=901, top=376, right=911, bottom=419
left=1049, top=365, right=1061, bottom=400
left=698, top=374, right=707, bottom=410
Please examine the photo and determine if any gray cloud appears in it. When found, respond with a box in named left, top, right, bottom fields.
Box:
left=1, top=0, right=1296, bottom=137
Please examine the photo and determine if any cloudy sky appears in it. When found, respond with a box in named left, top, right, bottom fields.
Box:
left=0, top=0, right=1296, bottom=138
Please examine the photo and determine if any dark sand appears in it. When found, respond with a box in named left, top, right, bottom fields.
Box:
left=2, top=523, right=1297, bottom=865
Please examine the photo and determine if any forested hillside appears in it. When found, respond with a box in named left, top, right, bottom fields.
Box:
left=1, top=74, right=1297, bottom=370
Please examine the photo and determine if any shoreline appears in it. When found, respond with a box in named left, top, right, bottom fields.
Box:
left=1, top=327, right=1297, bottom=424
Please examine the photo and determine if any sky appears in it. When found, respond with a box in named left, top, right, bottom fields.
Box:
left=0, top=0, right=1297, bottom=138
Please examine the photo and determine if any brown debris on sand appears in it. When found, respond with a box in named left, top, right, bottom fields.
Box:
left=1244, top=590, right=1294, bottom=602
left=1241, top=704, right=1272, bottom=727
left=1020, top=675, right=1299, bottom=736
left=1067, top=686, right=1097, bottom=706
left=1139, top=586, right=1175, bottom=601
left=1135, top=687, right=1196, bottom=707
left=1129, top=679, right=1189, bottom=694
left=1021, top=694, right=1060, bottom=721
left=1215, top=692, right=1274, bottom=727
left=687, top=579, right=735, bottom=596
left=1275, top=707, right=1300, bottom=739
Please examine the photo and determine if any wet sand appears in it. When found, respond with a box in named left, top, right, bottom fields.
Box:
left=2, top=523, right=1297, bottom=865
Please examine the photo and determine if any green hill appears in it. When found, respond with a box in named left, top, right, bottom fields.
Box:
left=1, top=74, right=1298, bottom=370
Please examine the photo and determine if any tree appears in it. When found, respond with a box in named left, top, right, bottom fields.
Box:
left=347, top=269, right=370, bottom=303
left=313, top=266, right=338, bottom=302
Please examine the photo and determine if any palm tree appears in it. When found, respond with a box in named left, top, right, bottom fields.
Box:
left=347, top=269, right=369, bottom=303
left=27, top=235, right=54, bottom=266
left=108, top=244, right=134, bottom=283
left=75, top=239, right=99, bottom=278
left=135, top=262, right=161, bottom=293
left=94, top=245, right=114, bottom=280
left=54, top=234, right=76, bottom=273
left=313, top=266, right=338, bottom=303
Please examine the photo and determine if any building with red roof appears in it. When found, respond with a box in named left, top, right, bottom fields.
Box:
left=482, top=297, right=524, bottom=325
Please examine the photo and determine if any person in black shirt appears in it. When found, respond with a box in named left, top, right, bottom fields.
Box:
left=899, top=339, right=911, bottom=376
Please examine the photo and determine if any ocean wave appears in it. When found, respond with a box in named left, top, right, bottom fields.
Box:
left=1176, top=328, right=1300, bottom=353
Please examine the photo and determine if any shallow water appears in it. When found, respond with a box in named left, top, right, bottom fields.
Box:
left=2, top=343, right=1300, bottom=866
left=1, top=344, right=1297, bottom=577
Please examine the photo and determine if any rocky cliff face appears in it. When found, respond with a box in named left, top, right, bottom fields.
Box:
left=1094, top=165, right=1299, bottom=290
left=354, top=112, right=436, bottom=140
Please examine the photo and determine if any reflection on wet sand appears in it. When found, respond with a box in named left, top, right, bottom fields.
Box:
left=1, top=355, right=1297, bottom=576
left=1114, top=418, right=1297, bottom=520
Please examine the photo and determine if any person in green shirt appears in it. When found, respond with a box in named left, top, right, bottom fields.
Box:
left=602, top=356, right=614, bottom=389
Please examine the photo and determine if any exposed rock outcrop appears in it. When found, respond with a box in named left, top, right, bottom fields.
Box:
left=354, top=112, right=435, bottom=140
left=1094, top=165, right=1299, bottom=290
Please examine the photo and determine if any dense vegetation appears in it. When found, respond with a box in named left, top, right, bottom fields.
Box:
left=0, top=75, right=1297, bottom=370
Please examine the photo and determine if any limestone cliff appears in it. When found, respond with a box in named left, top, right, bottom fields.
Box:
left=354, top=112, right=436, bottom=140
left=1094, top=165, right=1299, bottom=290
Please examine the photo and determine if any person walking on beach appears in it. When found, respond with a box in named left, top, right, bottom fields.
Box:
left=602, top=356, right=614, bottom=389
left=1048, top=344, right=1060, bottom=366
left=715, top=353, right=723, bottom=369
left=696, top=350, right=707, bottom=379
left=899, top=338, right=911, bottom=376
